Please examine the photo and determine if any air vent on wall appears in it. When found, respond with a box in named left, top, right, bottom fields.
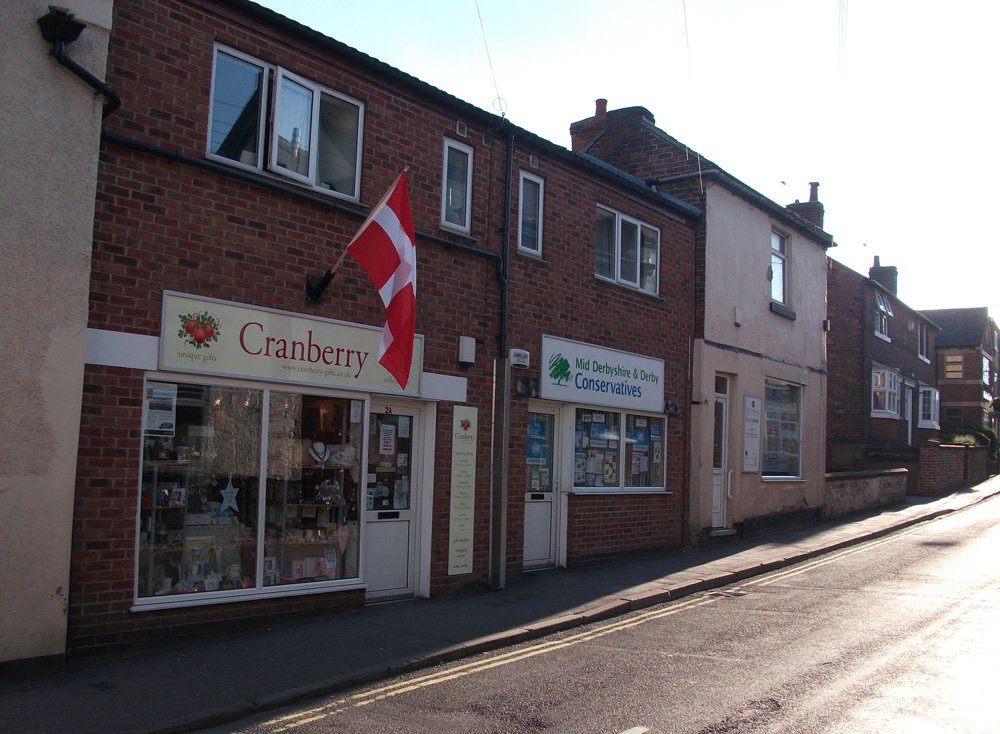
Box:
left=455, top=121, right=467, bottom=137
left=529, top=154, right=539, bottom=168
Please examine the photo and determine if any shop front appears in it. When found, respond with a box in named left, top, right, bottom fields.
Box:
left=521, top=336, right=674, bottom=568
left=121, top=292, right=444, bottom=611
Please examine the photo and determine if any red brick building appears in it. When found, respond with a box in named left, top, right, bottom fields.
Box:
left=826, top=257, right=940, bottom=471
left=921, top=307, right=999, bottom=432
left=71, top=0, right=700, bottom=656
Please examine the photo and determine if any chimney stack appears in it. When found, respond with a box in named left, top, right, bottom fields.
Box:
left=869, top=256, right=898, bottom=295
left=785, top=181, right=824, bottom=228
left=595, top=98, right=608, bottom=116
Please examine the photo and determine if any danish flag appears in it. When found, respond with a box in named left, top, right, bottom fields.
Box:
left=347, top=170, right=417, bottom=389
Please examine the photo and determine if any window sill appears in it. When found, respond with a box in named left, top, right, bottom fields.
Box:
left=918, top=355, right=931, bottom=364
left=870, top=411, right=901, bottom=420
left=918, top=421, right=940, bottom=430
left=571, top=488, right=669, bottom=496
left=761, top=476, right=805, bottom=483
left=594, top=274, right=660, bottom=299
left=769, top=301, right=796, bottom=320
left=874, top=331, right=892, bottom=343
left=517, top=247, right=545, bottom=260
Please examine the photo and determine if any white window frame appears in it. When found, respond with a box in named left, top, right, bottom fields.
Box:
left=207, top=45, right=364, bottom=201
left=441, top=138, right=474, bottom=233
left=871, top=367, right=901, bottom=418
left=132, top=374, right=370, bottom=611
left=917, top=321, right=930, bottom=362
left=762, top=379, right=802, bottom=480
left=594, top=205, right=660, bottom=296
left=207, top=46, right=269, bottom=173
left=770, top=231, right=788, bottom=305
left=517, top=170, right=544, bottom=255
left=874, top=291, right=893, bottom=341
left=570, top=406, right=667, bottom=494
left=919, top=386, right=940, bottom=429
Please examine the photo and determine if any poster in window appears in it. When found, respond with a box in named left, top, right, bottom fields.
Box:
left=631, top=427, right=649, bottom=452
left=143, top=382, right=178, bottom=437
left=379, top=423, right=396, bottom=455
left=526, top=436, right=547, bottom=465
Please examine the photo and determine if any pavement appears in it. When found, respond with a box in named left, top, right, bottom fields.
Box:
left=3, top=478, right=1000, bottom=734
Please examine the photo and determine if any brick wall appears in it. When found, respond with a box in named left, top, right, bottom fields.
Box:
left=916, top=441, right=988, bottom=495
left=71, top=0, right=697, bottom=652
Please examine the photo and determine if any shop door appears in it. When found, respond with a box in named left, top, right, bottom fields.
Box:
left=712, top=377, right=729, bottom=528
left=523, top=411, right=558, bottom=569
left=364, top=403, right=419, bottom=600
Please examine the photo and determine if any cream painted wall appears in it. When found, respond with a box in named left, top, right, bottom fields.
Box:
left=689, top=183, right=828, bottom=539
left=0, top=1, right=112, bottom=665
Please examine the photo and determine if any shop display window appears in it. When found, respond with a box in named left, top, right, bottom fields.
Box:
left=265, top=392, right=362, bottom=585
left=573, top=408, right=666, bottom=492
left=138, top=383, right=262, bottom=597
left=137, top=380, right=364, bottom=602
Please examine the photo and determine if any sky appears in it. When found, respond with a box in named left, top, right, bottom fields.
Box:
left=254, top=0, right=1000, bottom=319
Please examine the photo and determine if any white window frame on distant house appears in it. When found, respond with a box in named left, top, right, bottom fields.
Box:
left=595, top=205, right=660, bottom=295
left=770, top=231, right=788, bottom=305
left=441, top=138, right=474, bottom=233
left=918, top=386, right=940, bottom=429
left=983, top=356, right=992, bottom=401
left=945, top=354, right=963, bottom=379
left=871, top=367, right=901, bottom=417
left=874, top=291, right=893, bottom=341
left=207, top=45, right=364, bottom=201
left=762, top=379, right=801, bottom=480
left=917, top=321, right=930, bottom=362
left=517, top=171, right=544, bottom=255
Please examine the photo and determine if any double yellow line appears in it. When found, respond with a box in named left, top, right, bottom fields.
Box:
left=272, top=521, right=935, bottom=730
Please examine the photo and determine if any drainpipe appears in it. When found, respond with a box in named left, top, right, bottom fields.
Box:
left=38, top=8, right=121, bottom=118
left=490, top=125, right=515, bottom=589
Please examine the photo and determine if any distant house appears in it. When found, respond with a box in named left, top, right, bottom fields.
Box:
left=826, top=257, right=940, bottom=472
left=570, top=101, right=833, bottom=542
left=920, top=307, right=999, bottom=433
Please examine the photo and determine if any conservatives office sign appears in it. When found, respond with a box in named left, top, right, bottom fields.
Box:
left=539, top=335, right=663, bottom=412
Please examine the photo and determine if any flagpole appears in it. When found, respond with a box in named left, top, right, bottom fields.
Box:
left=306, top=167, right=409, bottom=303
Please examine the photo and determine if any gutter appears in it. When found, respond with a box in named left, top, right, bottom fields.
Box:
left=38, top=8, right=122, bottom=118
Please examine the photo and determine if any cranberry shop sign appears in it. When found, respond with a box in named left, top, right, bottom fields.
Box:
left=159, top=292, right=422, bottom=395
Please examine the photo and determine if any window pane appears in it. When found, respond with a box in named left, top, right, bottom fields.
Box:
left=525, top=413, right=554, bottom=492
left=639, top=225, right=658, bottom=293
left=771, top=250, right=786, bottom=303
left=626, top=414, right=665, bottom=487
left=444, top=145, right=470, bottom=227
left=763, top=380, right=800, bottom=477
left=265, top=393, right=362, bottom=585
left=275, top=76, right=313, bottom=177
left=519, top=177, right=541, bottom=252
left=316, top=92, right=360, bottom=196
left=573, top=409, right=620, bottom=487
left=138, top=383, right=262, bottom=597
left=210, top=51, right=264, bottom=166
left=619, top=220, right=639, bottom=284
left=595, top=208, right=615, bottom=278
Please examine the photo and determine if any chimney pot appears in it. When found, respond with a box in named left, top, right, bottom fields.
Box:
left=595, top=98, right=608, bottom=116
left=809, top=182, right=819, bottom=202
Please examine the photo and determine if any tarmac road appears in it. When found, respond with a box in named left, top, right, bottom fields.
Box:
left=217, top=493, right=1000, bottom=734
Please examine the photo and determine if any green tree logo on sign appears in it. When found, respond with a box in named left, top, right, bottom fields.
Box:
left=548, top=353, right=572, bottom=385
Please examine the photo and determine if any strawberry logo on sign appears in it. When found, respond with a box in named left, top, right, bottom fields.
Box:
left=178, top=311, right=221, bottom=349
left=460, top=418, right=472, bottom=432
